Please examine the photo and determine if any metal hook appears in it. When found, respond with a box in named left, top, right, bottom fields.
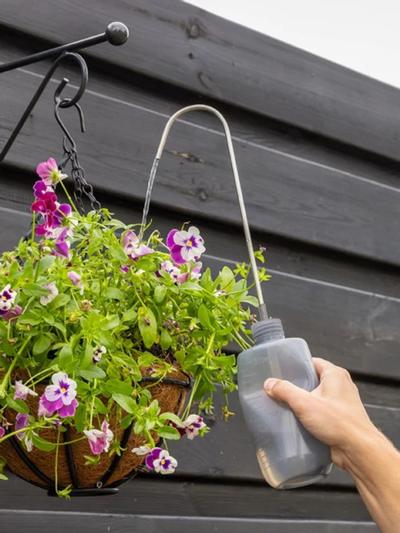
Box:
left=54, top=95, right=86, bottom=153
left=140, top=104, right=268, bottom=321
left=0, top=51, right=88, bottom=162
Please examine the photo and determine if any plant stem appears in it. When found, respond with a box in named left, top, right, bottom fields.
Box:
left=54, top=425, right=61, bottom=496
left=59, top=180, right=79, bottom=213
left=0, top=335, right=31, bottom=398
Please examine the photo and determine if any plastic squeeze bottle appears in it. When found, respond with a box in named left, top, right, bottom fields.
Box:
left=238, top=318, right=332, bottom=489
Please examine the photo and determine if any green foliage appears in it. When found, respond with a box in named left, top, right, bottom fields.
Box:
left=0, top=206, right=269, bottom=463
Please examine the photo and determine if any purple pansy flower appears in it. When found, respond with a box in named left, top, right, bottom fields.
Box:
left=40, top=282, right=58, bottom=306
left=145, top=447, right=177, bottom=474
left=15, top=413, right=33, bottom=452
left=33, top=180, right=54, bottom=199
left=67, top=271, right=83, bottom=289
left=14, top=380, right=38, bottom=401
left=54, top=227, right=72, bottom=258
left=122, top=230, right=154, bottom=260
left=0, top=426, right=5, bottom=439
left=166, top=227, right=205, bottom=265
left=1, top=305, right=23, bottom=322
left=84, top=419, right=113, bottom=455
left=0, top=284, right=16, bottom=315
left=36, top=157, right=67, bottom=186
left=92, top=345, right=106, bottom=363
left=160, top=260, right=188, bottom=285
left=38, top=372, right=78, bottom=418
left=181, top=414, right=206, bottom=440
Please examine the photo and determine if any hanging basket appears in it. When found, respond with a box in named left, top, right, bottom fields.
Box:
left=0, top=369, right=190, bottom=495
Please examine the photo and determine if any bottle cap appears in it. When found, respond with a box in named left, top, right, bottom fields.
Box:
left=252, top=318, right=285, bottom=344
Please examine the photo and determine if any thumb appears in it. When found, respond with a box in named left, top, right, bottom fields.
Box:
left=264, top=378, right=311, bottom=415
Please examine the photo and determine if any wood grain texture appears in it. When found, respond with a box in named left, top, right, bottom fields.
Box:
left=0, top=475, right=372, bottom=521
left=0, top=510, right=379, bottom=533
left=1, top=0, right=400, bottom=162
left=1, top=65, right=400, bottom=266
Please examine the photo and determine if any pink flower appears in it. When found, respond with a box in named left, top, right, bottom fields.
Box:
left=160, top=260, right=187, bottom=285
left=0, top=284, right=16, bottom=315
left=145, top=447, right=177, bottom=474
left=36, top=158, right=67, bottom=186
left=67, top=271, right=83, bottom=289
left=84, top=419, right=113, bottom=455
left=38, top=372, right=78, bottom=418
left=166, top=227, right=205, bottom=265
left=173, top=414, right=207, bottom=440
left=14, top=380, right=37, bottom=401
left=15, top=413, right=32, bottom=452
left=0, top=427, right=5, bottom=439
left=40, top=282, right=58, bottom=305
left=1, top=305, right=23, bottom=322
left=122, top=230, right=153, bottom=260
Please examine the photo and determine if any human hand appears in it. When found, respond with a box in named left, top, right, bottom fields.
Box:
left=264, top=357, right=379, bottom=470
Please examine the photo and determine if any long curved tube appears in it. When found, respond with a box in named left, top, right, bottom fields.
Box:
left=140, top=104, right=268, bottom=321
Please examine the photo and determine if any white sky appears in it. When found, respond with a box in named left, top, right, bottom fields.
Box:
left=186, top=0, right=400, bottom=89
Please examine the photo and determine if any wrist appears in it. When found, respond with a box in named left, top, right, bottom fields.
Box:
left=339, top=425, right=397, bottom=479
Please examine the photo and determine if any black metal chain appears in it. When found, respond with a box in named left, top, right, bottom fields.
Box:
left=59, top=136, right=101, bottom=214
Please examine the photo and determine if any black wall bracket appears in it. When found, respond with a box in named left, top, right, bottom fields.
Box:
left=0, top=21, right=129, bottom=163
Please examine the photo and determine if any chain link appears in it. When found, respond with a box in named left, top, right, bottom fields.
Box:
left=59, top=136, right=101, bottom=214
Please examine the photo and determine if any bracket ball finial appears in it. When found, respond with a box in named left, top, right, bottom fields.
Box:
left=106, top=22, right=129, bottom=46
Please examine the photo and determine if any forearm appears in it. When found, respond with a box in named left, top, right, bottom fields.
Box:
left=342, top=428, right=400, bottom=532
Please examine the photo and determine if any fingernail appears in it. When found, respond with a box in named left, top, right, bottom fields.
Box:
left=264, top=378, right=278, bottom=394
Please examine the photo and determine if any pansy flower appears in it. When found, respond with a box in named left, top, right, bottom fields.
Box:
left=67, top=271, right=83, bottom=289
left=38, top=372, right=78, bottom=418
left=84, top=419, right=113, bottom=455
left=0, top=284, right=16, bottom=314
left=92, top=345, right=106, bottom=363
left=0, top=426, right=5, bottom=439
left=122, top=230, right=154, bottom=260
left=14, top=380, right=37, bottom=401
left=36, top=157, right=67, bottom=186
left=40, top=282, right=58, bottom=306
left=166, top=226, right=205, bottom=265
left=179, top=414, right=207, bottom=440
left=145, top=447, right=177, bottom=475
left=15, top=413, right=33, bottom=452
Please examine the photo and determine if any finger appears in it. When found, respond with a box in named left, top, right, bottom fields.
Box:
left=264, top=378, right=312, bottom=416
left=313, top=357, right=337, bottom=378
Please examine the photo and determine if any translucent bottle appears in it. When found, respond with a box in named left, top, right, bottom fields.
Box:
left=238, top=318, right=332, bottom=489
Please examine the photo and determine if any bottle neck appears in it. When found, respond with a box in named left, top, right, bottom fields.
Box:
left=252, top=318, right=285, bottom=344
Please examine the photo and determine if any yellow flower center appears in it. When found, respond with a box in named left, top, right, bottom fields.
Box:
left=60, top=387, right=67, bottom=394
left=1, top=296, right=7, bottom=301
left=161, top=459, right=166, bottom=465
left=186, top=239, right=193, bottom=247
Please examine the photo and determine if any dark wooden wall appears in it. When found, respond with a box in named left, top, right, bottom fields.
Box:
left=0, top=1, right=399, bottom=531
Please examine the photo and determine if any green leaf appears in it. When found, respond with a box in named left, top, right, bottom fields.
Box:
left=74, top=404, right=86, bottom=432
left=122, top=308, right=137, bottom=323
left=157, top=425, right=181, bottom=440
left=154, top=285, right=167, bottom=304
left=104, top=287, right=125, bottom=301
left=138, top=306, right=157, bottom=349
left=32, top=435, right=56, bottom=452
left=240, top=295, right=259, bottom=307
left=103, top=315, right=120, bottom=331
left=159, top=412, right=182, bottom=425
left=37, top=255, right=56, bottom=275
left=160, top=329, right=172, bottom=351
left=79, top=366, right=106, bottom=380
left=94, top=397, right=108, bottom=415
left=109, top=245, right=128, bottom=262
left=104, top=379, right=133, bottom=396
left=49, top=293, right=71, bottom=310
left=32, top=334, right=52, bottom=356
left=112, top=393, right=137, bottom=414
left=198, top=304, right=212, bottom=330
left=7, top=398, right=29, bottom=414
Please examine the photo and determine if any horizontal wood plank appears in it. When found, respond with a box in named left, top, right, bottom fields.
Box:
left=1, top=66, right=400, bottom=266
left=1, top=0, right=400, bottom=162
left=0, top=510, right=378, bottom=533
left=0, top=475, right=372, bottom=521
